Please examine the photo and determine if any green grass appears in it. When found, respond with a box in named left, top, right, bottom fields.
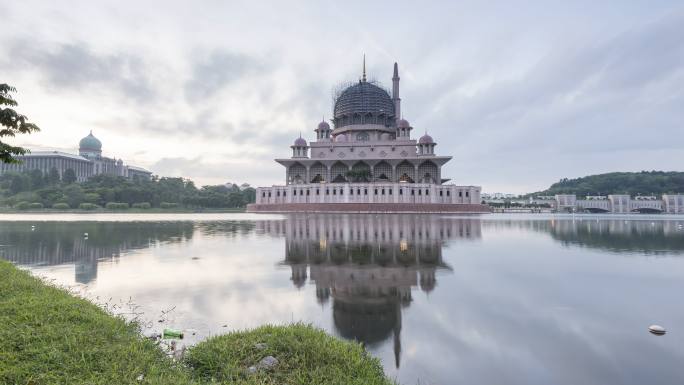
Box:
left=0, top=260, right=195, bottom=385
left=185, top=324, right=394, bottom=385
left=0, top=260, right=395, bottom=385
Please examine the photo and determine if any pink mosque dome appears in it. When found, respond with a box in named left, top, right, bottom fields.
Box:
left=397, top=119, right=410, bottom=128
left=317, top=120, right=331, bottom=131
left=294, top=137, right=307, bottom=146
left=419, top=134, right=434, bottom=144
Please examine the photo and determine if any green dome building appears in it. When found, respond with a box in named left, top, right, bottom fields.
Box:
left=78, top=131, right=103, bottom=158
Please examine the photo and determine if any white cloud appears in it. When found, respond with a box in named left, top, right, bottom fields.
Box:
left=1, top=0, right=683, bottom=192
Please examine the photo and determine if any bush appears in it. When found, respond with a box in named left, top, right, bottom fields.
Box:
left=131, top=202, right=151, bottom=209
left=105, top=202, right=130, bottom=210
left=160, top=202, right=179, bottom=209
left=14, top=201, right=31, bottom=210
left=78, top=203, right=100, bottom=210
left=28, top=202, right=44, bottom=209
left=52, top=202, right=70, bottom=210
left=84, top=193, right=101, bottom=204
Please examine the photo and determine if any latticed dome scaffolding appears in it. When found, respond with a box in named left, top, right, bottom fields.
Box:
left=333, top=81, right=396, bottom=129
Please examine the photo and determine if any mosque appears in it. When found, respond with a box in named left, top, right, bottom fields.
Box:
left=248, top=61, right=488, bottom=213
left=0, top=131, right=152, bottom=182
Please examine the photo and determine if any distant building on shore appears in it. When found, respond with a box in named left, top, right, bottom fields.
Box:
left=0, top=131, right=152, bottom=182
left=535, top=194, right=684, bottom=214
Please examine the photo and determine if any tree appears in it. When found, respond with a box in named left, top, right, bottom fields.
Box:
left=9, top=173, right=27, bottom=194
left=29, top=169, right=44, bottom=190
left=47, top=167, right=61, bottom=185
left=0, top=84, right=40, bottom=163
left=63, top=184, right=85, bottom=208
left=62, top=168, right=77, bottom=184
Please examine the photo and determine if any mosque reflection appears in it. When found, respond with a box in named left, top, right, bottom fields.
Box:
left=257, top=214, right=483, bottom=368
left=0, top=222, right=194, bottom=284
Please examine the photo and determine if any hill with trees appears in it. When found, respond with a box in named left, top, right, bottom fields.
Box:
left=0, top=170, right=255, bottom=210
left=530, top=171, right=684, bottom=197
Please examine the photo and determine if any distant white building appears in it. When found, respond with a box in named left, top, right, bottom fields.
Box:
left=0, top=131, right=152, bottom=182
left=663, top=195, right=684, bottom=214
left=551, top=194, right=684, bottom=214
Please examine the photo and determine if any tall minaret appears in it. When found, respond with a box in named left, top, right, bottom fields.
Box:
left=392, top=62, right=401, bottom=119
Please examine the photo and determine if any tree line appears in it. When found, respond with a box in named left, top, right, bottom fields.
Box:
left=0, top=169, right=256, bottom=210
left=530, top=171, right=684, bottom=197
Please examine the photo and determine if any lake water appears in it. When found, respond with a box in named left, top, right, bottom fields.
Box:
left=2, top=213, right=684, bottom=385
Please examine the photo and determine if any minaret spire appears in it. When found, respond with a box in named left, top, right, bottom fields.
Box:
left=392, top=62, right=401, bottom=119
left=362, top=54, right=367, bottom=82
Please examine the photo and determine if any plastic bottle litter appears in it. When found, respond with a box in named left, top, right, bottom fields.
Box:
left=163, top=328, right=184, bottom=339
left=649, top=325, right=666, bottom=335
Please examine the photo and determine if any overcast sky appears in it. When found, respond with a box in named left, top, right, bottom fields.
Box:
left=2, top=0, right=683, bottom=193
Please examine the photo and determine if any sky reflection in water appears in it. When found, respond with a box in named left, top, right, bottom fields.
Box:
left=1, top=214, right=684, bottom=385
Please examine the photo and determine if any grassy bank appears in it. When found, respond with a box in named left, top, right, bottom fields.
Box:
left=0, top=260, right=394, bottom=385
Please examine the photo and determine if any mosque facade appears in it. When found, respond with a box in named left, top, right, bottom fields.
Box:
left=248, top=61, right=487, bottom=213
left=0, top=131, right=152, bottom=182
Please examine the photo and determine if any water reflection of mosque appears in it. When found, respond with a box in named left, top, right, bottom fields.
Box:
left=258, top=214, right=483, bottom=368
left=0, top=222, right=194, bottom=284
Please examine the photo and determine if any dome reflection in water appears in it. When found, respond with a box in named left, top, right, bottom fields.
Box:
left=276, top=215, right=475, bottom=368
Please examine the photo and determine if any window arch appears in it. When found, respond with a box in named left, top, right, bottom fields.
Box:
left=288, top=163, right=306, bottom=184
left=331, top=162, right=348, bottom=183
left=309, top=162, right=326, bottom=183
left=418, top=161, right=438, bottom=184
left=374, top=161, right=392, bottom=182
left=397, top=161, right=415, bottom=183
left=350, top=161, right=371, bottom=182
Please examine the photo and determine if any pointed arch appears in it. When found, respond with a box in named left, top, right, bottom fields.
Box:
left=331, top=161, right=349, bottom=183
left=288, top=162, right=306, bottom=185
left=310, top=162, right=326, bottom=183
left=349, top=161, right=371, bottom=182
left=353, top=113, right=362, bottom=124
left=373, top=161, right=392, bottom=182
left=396, top=161, right=415, bottom=183
left=418, top=160, right=438, bottom=184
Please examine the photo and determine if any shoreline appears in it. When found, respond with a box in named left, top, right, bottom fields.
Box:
left=0, top=260, right=395, bottom=385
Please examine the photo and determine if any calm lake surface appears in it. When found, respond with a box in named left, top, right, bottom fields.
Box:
left=2, top=213, right=684, bottom=384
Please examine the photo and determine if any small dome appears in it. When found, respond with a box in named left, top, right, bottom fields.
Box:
left=419, top=134, right=434, bottom=144
left=397, top=119, right=410, bottom=128
left=335, top=134, right=347, bottom=142
left=294, top=137, right=307, bottom=146
left=79, top=131, right=102, bottom=151
left=380, top=133, right=391, bottom=141
left=317, top=121, right=331, bottom=131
